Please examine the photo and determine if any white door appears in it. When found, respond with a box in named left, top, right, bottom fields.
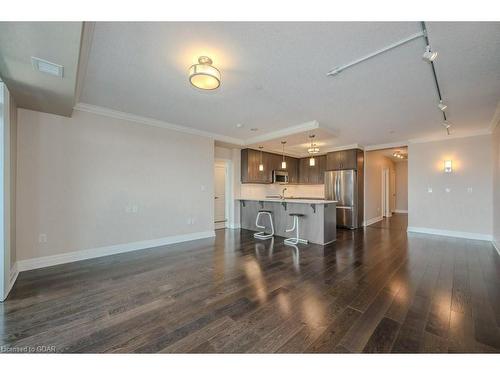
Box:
left=214, top=164, right=227, bottom=229
left=381, top=168, right=391, bottom=218
left=390, top=169, right=396, bottom=214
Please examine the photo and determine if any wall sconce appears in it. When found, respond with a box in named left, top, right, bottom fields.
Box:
left=444, top=160, right=452, bottom=173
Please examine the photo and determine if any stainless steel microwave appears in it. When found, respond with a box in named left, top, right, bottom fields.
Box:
left=272, top=170, right=289, bottom=184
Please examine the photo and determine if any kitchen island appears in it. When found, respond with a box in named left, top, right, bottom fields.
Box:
left=237, top=198, right=337, bottom=245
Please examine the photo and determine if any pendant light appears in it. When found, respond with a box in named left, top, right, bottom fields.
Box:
left=281, top=141, right=287, bottom=169
left=258, top=146, right=264, bottom=171
left=308, top=134, right=318, bottom=167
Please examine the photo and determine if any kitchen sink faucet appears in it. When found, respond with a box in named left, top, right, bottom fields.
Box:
left=281, top=187, right=288, bottom=199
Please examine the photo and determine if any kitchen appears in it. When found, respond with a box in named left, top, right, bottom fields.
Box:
left=232, top=136, right=364, bottom=245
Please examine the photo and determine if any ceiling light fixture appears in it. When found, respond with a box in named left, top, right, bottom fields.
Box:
left=258, top=146, right=264, bottom=172
left=308, top=134, right=318, bottom=166
left=422, top=45, right=438, bottom=63
left=281, top=141, right=287, bottom=169
left=392, top=151, right=407, bottom=160
left=189, top=56, right=221, bottom=90
left=438, top=100, right=447, bottom=111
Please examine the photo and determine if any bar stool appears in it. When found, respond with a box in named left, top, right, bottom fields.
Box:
left=284, top=213, right=308, bottom=245
left=254, top=210, right=275, bottom=240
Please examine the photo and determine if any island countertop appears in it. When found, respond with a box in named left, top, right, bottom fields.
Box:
left=236, top=198, right=337, bottom=205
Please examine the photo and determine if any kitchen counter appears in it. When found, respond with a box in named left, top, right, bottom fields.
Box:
left=237, top=198, right=337, bottom=245
left=237, top=198, right=337, bottom=204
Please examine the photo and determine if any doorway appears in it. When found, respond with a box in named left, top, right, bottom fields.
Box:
left=381, top=168, right=391, bottom=218
left=214, top=161, right=228, bottom=230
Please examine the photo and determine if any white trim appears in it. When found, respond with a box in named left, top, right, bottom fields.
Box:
left=74, top=103, right=244, bottom=145
left=488, top=101, right=500, bottom=133
left=227, top=223, right=241, bottom=229
left=5, top=262, right=19, bottom=298
left=393, top=209, right=408, bottom=214
left=16, top=231, right=215, bottom=272
left=74, top=22, right=95, bottom=105
left=244, top=120, right=320, bottom=145
left=408, top=128, right=492, bottom=144
left=364, top=216, right=383, bottom=226
left=493, top=240, right=500, bottom=257
left=407, top=227, right=492, bottom=241
left=364, top=141, right=408, bottom=151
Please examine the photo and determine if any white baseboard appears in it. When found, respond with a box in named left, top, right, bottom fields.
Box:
left=1, top=263, right=19, bottom=301
left=393, top=209, right=408, bottom=214
left=407, top=226, right=492, bottom=241
left=364, top=216, right=383, bottom=226
left=493, top=239, right=500, bottom=256
left=17, top=230, right=215, bottom=272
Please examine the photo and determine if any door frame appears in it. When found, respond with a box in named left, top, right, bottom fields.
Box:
left=381, top=168, right=391, bottom=218
left=214, top=158, right=232, bottom=230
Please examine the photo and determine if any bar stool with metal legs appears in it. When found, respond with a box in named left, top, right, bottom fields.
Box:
left=284, top=213, right=308, bottom=245
left=254, top=210, right=275, bottom=240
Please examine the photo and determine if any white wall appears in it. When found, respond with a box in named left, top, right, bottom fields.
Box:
left=395, top=161, right=408, bottom=212
left=16, top=108, right=215, bottom=264
left=408, top=134, right=493, bottom=239
left=364, top=150, right=396, bottom=222
left=493, top=124, right=500, bottom=249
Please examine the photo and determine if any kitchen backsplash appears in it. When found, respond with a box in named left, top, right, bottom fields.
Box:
left=239, top=183, right=325, bottom=199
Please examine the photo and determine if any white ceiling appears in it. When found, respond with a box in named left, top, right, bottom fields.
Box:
left=8, top=21, right=490, bottom=148
left=0, top=22, right=83, bottom=116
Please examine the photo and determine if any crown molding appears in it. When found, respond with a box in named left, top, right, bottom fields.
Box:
left=408, top=128, right=492, bottom=144
left=488, top=101, right=500, bottom=133
left=243, top=120, right=320, bottom=145
left=74, top=102, right=244, bottom=145
left=364, top=141, right=407, bottom=151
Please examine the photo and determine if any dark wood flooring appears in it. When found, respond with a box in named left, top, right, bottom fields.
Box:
left=1, top=214, right=500, bottom=353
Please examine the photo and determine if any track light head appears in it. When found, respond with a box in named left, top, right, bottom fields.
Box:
left=438, top=100, right=447, bottom=111
left=422, top=45, right=438, bottom=63
left=442, top=121, right=452, bottom=135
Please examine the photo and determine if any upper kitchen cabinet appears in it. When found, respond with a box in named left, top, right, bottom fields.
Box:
left=299, top=155, right=326, bottom=184
left=241, top=148, right=272, bottom=183
left=326, top=149, right=363, bottom=170
left=285, top=156, right=299, bottom=184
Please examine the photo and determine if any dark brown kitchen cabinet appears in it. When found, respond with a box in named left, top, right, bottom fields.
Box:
left=326, top=149, right=362, bottom=170
left=299, top=155, right=326, bottom=184
left=241, top=148, right=272, bottom=183
left=285, top=156, right=299, bottom=183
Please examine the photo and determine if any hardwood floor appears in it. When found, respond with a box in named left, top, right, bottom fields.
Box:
left=1, top=213, right=499, bottom=353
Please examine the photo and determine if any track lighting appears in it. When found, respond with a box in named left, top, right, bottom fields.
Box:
left=422, top=45, right=438, bottom=63
left=442, top=121, right=452, bottom=135
left=438, top=100, right=447, bottom=111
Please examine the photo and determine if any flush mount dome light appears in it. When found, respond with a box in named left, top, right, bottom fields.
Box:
left=189, top=56, right=221, bottom=90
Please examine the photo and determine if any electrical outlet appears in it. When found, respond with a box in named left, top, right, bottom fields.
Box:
left=445, top=187, right=451, bottom=193
left=132, top=204, right=138, bottom=213
left=39, top=233, right=47, bottom=243
left=200, top=185, right=206, bottom=192
left=427, top=187, right=433, bottom=193
left=467, top=187, right=473, bottom=193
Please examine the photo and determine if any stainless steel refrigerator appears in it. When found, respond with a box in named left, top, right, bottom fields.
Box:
left=325, top=170, right=363, bottom=229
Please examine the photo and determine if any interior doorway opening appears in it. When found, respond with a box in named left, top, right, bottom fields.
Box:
left=214, top=160, right=230, bottom=230
left=364, top=146, right=408, bottom=226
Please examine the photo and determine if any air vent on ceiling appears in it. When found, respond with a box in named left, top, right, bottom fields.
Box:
left=31, top=57, right=64, bottom=78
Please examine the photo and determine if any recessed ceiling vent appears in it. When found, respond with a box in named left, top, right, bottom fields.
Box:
left=31, top=57, right=64, bottom=78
